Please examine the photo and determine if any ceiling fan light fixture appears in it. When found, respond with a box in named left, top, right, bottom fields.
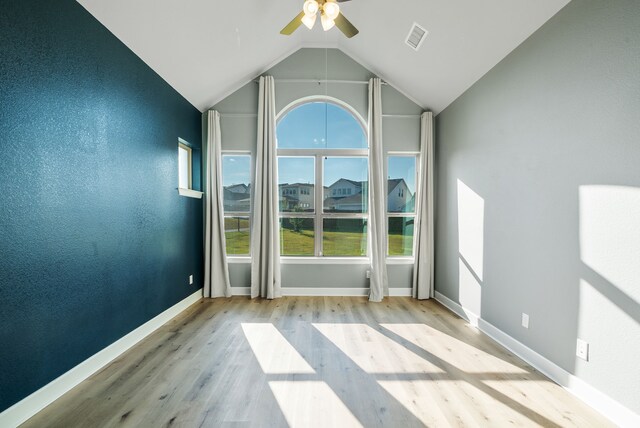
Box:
left=321, top=13, right=335, bottom=31
left=323, top=1, right=340, bottom=21
left=301, top=13, right=317, bottom=30
left=303, top=0, right=319, bottom=16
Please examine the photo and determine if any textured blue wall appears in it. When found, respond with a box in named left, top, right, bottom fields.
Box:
left=0, top=0, right=203, bottom=411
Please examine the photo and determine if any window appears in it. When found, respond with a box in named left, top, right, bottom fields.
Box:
left=178, top=141, right=192, bottom=189
left=277, top=100, right=368, bottom=257
left=178, top=139, right=203, bottom=198
left=387, top=155, right=417, bottom=257
left=222, top=154, right=251, bottom=255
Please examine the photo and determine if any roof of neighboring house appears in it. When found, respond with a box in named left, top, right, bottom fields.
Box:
left=226, top=183, right=249, bottom=192
left=279, top=183, right=314, bottom=187
left=329, top=178, right=364, bottom=189
left=387, top=178, right=405, bottom=191
left=224, top=188, right=249, bottom=201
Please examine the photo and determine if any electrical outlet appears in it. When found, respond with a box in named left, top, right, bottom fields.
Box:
left=366, top=270, right=371, bottom=279
left=576, top=339, right=589, bottom=361
left=521, top=313, right=529, bottom=329
left=189, top=275, right=194, bottom=285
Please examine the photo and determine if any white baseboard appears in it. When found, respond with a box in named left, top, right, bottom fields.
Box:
left=389, top=288, right=413, bottom=297
left=231, top=287, right=251, bottom=296
left=0, top=289, right=203, bottom=428
left=435, top=291, right=480, bottom=327
left=230, top=287, right=413, bottom=297
left=284, top=287, right=370, bottom=296
left=434, top=291, right=640, bottom=428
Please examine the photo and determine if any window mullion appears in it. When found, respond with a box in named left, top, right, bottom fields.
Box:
left=315, top=154, right=323, bottom=257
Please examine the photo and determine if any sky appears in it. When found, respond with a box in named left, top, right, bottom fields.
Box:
left=222, top=102, right=416, bottom=193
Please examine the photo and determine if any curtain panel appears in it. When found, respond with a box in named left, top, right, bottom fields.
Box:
left=413, top=111, right=435, bottom=299
left=204, top=110, right=232, bottom=298
left=368, top=77, right=389, bottom=302
left=250, top=76, right=282, bottom=299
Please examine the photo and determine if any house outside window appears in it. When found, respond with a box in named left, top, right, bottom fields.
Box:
left=387, top=155, right=418, bottom=257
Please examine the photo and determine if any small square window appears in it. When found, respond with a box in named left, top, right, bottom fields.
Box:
left=178, top=142, right=192, bottom=190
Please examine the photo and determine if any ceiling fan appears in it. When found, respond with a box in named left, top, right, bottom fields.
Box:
left=280, top=0, right=359, bottom=38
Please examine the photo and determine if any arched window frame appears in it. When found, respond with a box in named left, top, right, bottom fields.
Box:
left=276, top=96, right=369, bottom=259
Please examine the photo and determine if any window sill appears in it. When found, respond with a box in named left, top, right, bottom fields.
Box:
left=282, top=257, right=370, bottom=265
left=226, top=256, right=414, bottom=265
left=178, top=188, right=203, bottom=199
left=386, top=257, right=415, bottom=265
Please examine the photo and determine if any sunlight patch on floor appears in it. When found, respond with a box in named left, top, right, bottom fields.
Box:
left=241, top=323, right=315, bottom=374
left=377, top=380, right=451, bottom=426
left=313, top=323, right=444, bottom=374
left=381, top=323, right=527, bottom=374
left=268, top=381, right=363, bottom=428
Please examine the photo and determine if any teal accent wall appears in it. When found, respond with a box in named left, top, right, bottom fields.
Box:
left=0, top=0, right=203, bottom=411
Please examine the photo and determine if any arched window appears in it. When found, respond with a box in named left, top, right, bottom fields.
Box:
left=276, top=100, right=368, bottom=257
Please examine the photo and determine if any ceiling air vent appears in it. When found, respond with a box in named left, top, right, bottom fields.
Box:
left=405, top=22, right=428, bottom=51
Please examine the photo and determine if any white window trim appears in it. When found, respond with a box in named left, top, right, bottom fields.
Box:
left=276, top=97, right=369, bottom=258
left=228, top=256, right=413, bottom=264
left=178, top=138, right=203, bottom=198
left=282, top=257, right=371, bottom=265
left=178, top=188, right=203, bottom=199
left=178, top=139, right=193, bottom=189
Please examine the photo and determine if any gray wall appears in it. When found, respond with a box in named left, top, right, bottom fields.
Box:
left=435, top=0, right=640, bottom=414
left=213, top=48, right=422, bottom=290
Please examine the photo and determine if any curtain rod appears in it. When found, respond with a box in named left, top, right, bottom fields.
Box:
left=381, top=114, right=421, bottom=118
left=252, top=78, right=388, bottom=85
left=219, top=113, right=420, bottom=118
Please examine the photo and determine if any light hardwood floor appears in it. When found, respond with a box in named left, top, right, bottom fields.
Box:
left=23, top=297, right=612, bottom=427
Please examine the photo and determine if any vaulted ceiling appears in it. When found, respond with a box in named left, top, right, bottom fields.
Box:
left=77, top=0, right=570, bottom=114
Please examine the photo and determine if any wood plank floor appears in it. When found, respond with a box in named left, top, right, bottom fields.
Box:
left=23, top=297, right=612, bottom=428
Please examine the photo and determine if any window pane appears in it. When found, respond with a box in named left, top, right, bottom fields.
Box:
left=280, top=218, right=315, bottom=256
left=323, top=218, right=367, bottom=256
left=388, top=156, right=416, bottom=213
left=278, top=157, right=314, bottom=212
left=324, top=157, right=368, bottom=213
left=225, top=216, right=250, bottom=255
left=277, top=102, right=366, bottom=149
left=326, top=103, right=367, bottom=149
left=222, top=155, right=251, bottom=212
left=388, top=217, right=414, bottom=256
left=178, top=146, right=190, bottom=189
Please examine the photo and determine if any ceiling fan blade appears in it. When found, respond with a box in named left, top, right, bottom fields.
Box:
left=280, top=11, right=306, bottom=35
left=336, top=0, right=353, bottom=2
left=334, top=13, right=359, bottom=38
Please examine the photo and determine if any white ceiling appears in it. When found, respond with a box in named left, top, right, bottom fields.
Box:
left=77, top=0, right=570, bottom=114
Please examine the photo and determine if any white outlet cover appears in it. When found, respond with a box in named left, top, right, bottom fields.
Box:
left=189, top=275, right=194, bottom=285
left=576, top=339, right=589, bottom=361
left=521, top=313, right=529, bottom=329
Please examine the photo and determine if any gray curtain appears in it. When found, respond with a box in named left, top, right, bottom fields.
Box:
left=368, top=77, right=388, bottom=302
left=250, top=76, right=281, bottom=299
left=204, top=110, right=232, bottom=298
left=413, top=111, right=435, bottom=299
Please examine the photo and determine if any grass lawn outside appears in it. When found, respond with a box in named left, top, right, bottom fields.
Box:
left=224, top=217, right=249, bottom=231
left=388, top=233, right=414, bottom=256
left=225, top=231, right=250, bottom=255
left=225, top=228, right=413, bottom=257
left=280, top=229, right=315, bottom=255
